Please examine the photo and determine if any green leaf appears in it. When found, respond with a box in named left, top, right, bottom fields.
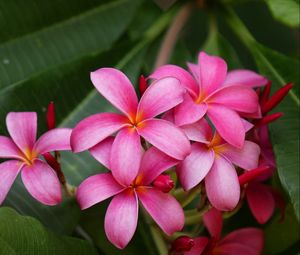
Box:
left=0, top=207, right=97, bottom=255
left=264, top=204, right=300, bottom=254
left=264, top=0, right=300, bottom=28
left=251, top=45, right=300, bottom=221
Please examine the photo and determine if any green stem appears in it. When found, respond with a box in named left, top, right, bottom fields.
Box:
left=185, top=204, right=211, bottom=225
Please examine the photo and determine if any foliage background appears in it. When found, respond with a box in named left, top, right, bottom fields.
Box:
left=0, top=0, right=299, bottom=254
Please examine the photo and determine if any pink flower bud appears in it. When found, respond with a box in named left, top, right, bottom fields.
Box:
left=46, top=101, right=56, bottom=130
left=153, top=174, right=174, bottom=193
left=171, top=236, right=195, bottom=252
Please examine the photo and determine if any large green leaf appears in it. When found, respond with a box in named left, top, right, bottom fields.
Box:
left=264, top=0, right=299, bottom=28
left=0, top=207, right=97, bottom=255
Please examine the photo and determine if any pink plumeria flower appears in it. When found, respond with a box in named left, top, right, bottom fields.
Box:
left=71, top=68, right=191, bottom=186
left=0, top=112, right=71, bottom=205
left=176, top=119, right=260, bottom=211
left=239, top=166, right=285, bottom=224
left=150, top=51, right=267, bottom=148
left=185, top=208, right=264, bottom=255
left=76, top=138, right=184, bottom=249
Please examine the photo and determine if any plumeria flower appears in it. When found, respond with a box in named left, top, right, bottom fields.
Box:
left=76, top=138, right=184, bottom=249
left=71, top=68, right=191, bottom=186
left=150, top=51, right=267, bottom=148
left=0, top=112, right=71, bottom=205
left=176, top=119, right=260, bottom=211
left=239, top=166, right=285, bottom=224
left=184, top=208, right=264, bottom=255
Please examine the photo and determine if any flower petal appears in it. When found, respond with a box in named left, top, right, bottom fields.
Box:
left=187, top=62, right=200, bottom=83
left=21, top=160, right=61, bottom=205
left=149, top=64, right=199, bottom=97
left=174, top=93, right=207, bottom=126
left=104, top=189, right=138, bottom=249
left=199, top=51, right=227, bottom=95
left=6, top=112, right=37, bottom=152
left=207, top=104, right=245, bottom=148
left=215, top=243, right=261, bottom=255
left=223, top=70, right=267, bottom=88
left=177, top=143, right=214, bottom=191
left=110, top=128, right=142, bottom=186
left=184, top=237, right=209, bottom=255
left=218, top=228, right=264, bottom=255
left=89, top=137, right=114, bottom=169
left=137, top=77, right=185, bottom=120
left=203, top=208, right=223, bottom=240
left=138, top=147, right=178, bottom=185
left=207, top=86, right=259, bottom=113
left=138, top=188, right=184, bottom=235
left=205, top=156, right=240, bottom=211
left=34, top=128, right=72, bottom=155
left=242, top=119, right=254, bottom=132
left=76, top=173, right=124, bottom=209
left=219, top=141, right=260, bottom=170
left=181, top=118, right=213, bottom=143
left=90, top=68, right=138, bottom=118
left=137, top=119, right=191, bottom=160
left=71, top=113, right=128, bottom=152
left=0, top=136, right=24, bottom=160
left=246, top=183, right=275, bottom=224
left=0, top=160, right=23, bottom=204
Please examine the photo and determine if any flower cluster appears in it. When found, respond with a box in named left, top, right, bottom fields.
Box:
left=0, top=51, right=292, bottom=253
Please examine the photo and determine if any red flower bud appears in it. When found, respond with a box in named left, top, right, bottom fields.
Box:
left=46, top=101, right=56, bottom=130
left=153, top=174, right=174, bottom=193
left=261, top=83, right=293, bottom=114
left=43, top=152, right=65, bottom=184
left=139, top=75, right=147, bottom=96
left=239, top=165, right=271, bottom=186
left=171, top=236, right=195, bottom=252
left=255, top=112, right=283, bottom=127
left=260, top=81, right=272, bottom=105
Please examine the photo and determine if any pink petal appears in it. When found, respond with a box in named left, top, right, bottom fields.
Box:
left=137, top=119, right=191, bottom=160
left=138, top=188, right=184, bottom=235
left=184, top=237, right=209, bottom=255
left=161, top=109, right=175, bottom=123
left=207, top=86, right=259, bottom=113
left=198, top=52, right=227, bottom=96
left=149, top=64, right=199, bottom=97
left=0, top=136, right=24, bottom=160
left=177, top=143, right=214, bottom=191
left=174, top=93, right=207, bottom=126
left=223, top=70, right=267, bottom=88
left=71, top=113, right=128, bottom=152
left=205, top=156, right=240, bottom=211
left=110, top=128, right=142, bottom=186
left=218, top=228, right=264, bottom=255
left=187, top=62, right=200, bottom=83
left=181, top=118, right=213, bottom=143
left=104, top=189, right=138, bottom=249
left=137, top=147, right=178, bottom=185
left=137, top=77, right=185, bottom=120
left=219, top=141, right=260, bottom=170
left=89, top=137, right=114, bottom=169
left=246, top=182, right=275, bottom=224
left=207, top=104, right=245, bottom=148
left=34, top=128, right=72, bottom=155
left=242, top=119, right=254, bottom=132
left=215, top=243, right=261, bottom=255
left=6, top=112, right=37, bottom=152
left=203, top=208, right=223, bottom=240
left=76, top=173, right=124, bottom=209
left=0, top=160, right=23, bottom=204
left=90, top=68, right=138, bottom=119
left=21, top=160, right=62, bottom=205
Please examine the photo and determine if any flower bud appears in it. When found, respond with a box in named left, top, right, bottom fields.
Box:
left=171, top=236, right=195, bottom=252
left=153, top=174, right=174, bottom=193
left=46, top=101, right=56, bottom=130
left=139, top=75, right=147, bottom=96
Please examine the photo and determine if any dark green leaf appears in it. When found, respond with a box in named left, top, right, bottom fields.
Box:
left=264, top=0, right=299, bottom=28
left=0, top=207, right=97, bottom=255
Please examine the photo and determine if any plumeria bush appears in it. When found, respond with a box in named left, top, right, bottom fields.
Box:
left=0, top=0, right=299, bottom=254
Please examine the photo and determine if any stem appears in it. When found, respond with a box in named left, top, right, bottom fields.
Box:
left=185, top=204, right=211, bottom=225
left=154, top=2, right=193, bottom=69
